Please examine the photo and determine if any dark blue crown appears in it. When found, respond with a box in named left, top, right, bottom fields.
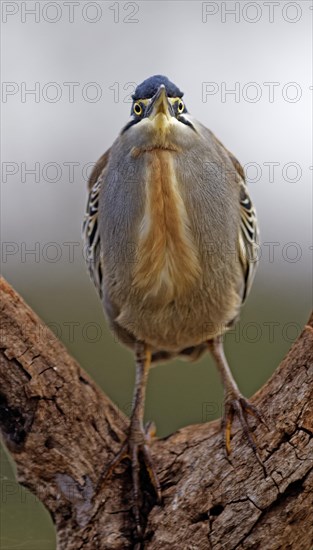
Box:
left=132, top=75, right=184, bottom=100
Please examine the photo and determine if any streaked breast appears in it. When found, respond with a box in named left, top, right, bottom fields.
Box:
left=132, top=149, right=202, bottom=302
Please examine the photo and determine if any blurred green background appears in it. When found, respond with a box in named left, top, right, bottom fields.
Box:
left=1, top=1, right=312, bottom=548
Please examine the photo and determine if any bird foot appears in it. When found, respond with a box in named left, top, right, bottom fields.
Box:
left=97, top=420, right=161, bottom=537
left=223, top=392, right=267, bottom=469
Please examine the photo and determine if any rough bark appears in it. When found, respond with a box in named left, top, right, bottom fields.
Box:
left=0, top=276, right=312, bottom=550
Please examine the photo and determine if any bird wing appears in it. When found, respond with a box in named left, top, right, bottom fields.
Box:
left=82, top=149, right=111, bottom=298
left=215, top=137, right=259, bottom=303
left=238, top=179, right=259, bottom=302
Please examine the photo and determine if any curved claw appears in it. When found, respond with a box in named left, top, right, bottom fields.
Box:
left=223, top=395, right=266, bottom=470
left=96, top=424, right=161, bottom=536
left=239, top=397, right=269, bottom=429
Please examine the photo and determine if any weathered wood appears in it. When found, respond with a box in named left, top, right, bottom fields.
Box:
left=0, top=277, right=312, bottom=549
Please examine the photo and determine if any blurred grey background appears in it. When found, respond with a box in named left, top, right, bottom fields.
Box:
left=1, top=1, right=312, bottom=548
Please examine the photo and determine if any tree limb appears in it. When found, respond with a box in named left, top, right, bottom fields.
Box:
left=0, top=277, right=312, bottom=549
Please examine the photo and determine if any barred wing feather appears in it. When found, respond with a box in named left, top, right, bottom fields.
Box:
left=82, top=149, right=111, bottom=299
left=238, top=182, right=259, bottom=302
left=214, top=135, right=259, bottom=303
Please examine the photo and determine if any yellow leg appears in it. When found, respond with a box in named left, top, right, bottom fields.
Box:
left=208, top=336, right=267, bottom=467
left=224, top=413, right=233, bottom=456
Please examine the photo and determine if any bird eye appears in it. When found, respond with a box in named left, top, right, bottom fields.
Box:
left=177, top=100, right=184, bottom=113
left=133, top=102, right=142, bottom=116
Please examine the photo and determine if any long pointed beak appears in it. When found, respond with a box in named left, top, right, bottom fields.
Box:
left=146, top=85, right=174, bottom=120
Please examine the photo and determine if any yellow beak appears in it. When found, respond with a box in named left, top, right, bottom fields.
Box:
left=148, top=85, right=173, bottom=121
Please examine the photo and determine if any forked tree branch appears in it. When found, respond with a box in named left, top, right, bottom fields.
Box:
left=0, top=277, right=312, bottom=549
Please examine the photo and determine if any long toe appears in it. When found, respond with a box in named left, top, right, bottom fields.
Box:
left=97, top=423, right=161, bottom=537
left=223, top=393, right=266, bottom=470
left=130, top=438, right=162, bottom=535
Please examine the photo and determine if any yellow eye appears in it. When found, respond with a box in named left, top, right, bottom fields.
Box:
left=177, top=100, right=184, bottom=113
left=133, top=102, right=142, bottom=116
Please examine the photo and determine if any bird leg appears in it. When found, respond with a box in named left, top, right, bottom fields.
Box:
left=97, top=341, right=161, bottom=536
left=207, top=336, right=266, bottom=467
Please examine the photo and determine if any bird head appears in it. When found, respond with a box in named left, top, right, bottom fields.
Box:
left=121, top=75, right=197, bottom=151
